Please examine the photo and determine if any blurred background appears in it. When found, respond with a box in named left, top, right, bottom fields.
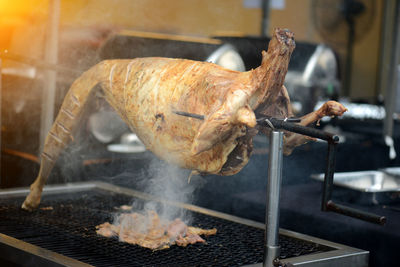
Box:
left=0, top=0, right=399, bottom=266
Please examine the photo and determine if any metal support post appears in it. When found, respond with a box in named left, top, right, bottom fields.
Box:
left=0, top=59, right=2, bottom=187
left=383, top=1, right=400, bottom=148
left=40, top=0, right=60, bottom=150
left=263, top=130, right=283, bottom=267
left=261, top=0, right=270, bottom=37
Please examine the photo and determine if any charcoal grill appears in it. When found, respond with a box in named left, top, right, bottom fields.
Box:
left=0, top=182, right=368, bottom=267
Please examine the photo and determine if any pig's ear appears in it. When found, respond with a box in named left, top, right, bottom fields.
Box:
left=236, top=105, right=256, bottom=127
left=191, top=110, right=231, bottom=155
left=191, top=105, right=256, bottom=155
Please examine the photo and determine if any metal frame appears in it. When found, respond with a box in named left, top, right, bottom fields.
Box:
left=0, top=182, right=368, bottom=267
left=0, top=233, right=91, bottom=267
left=258, top=117, right=386, bottom=225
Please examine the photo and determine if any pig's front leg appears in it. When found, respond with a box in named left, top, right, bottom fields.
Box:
left=283, top=101, right=347, bottom=155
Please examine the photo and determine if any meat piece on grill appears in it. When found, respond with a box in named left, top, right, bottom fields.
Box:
left=22, top=28, right=346, bottom=210
left=95, top=210, right=217, bottom=250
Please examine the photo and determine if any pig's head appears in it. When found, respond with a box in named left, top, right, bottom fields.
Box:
left=191, top=29, right=296, bottom=159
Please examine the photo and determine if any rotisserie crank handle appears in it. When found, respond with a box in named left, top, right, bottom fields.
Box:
left=260, top=116, right=388, bottom=225
left=322, top=134, right=387, bottom=225
left=326, top=201, right=387, bottom=225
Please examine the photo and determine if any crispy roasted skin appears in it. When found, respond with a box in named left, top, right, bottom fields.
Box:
left=22, top=29, right=346, bottom=210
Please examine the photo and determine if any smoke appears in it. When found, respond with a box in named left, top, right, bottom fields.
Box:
left=106, top=156, right=206, bottom=243
left=136, top=157, right=205, bottom=220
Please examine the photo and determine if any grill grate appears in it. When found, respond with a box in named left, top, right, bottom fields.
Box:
left=0, top=189, right=333, bottom=267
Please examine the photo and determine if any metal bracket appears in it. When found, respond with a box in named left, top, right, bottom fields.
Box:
left=258, top=117, right=386, bottom=225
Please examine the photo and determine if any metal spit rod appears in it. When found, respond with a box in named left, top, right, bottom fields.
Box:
left=264, top=130, right=284, bottom=267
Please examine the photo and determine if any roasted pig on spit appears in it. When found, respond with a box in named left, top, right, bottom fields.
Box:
left=96, top=210, right=217, bottom=250
left=22, top=29, right=346, bottom=210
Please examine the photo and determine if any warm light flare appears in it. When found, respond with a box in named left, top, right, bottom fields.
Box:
left=0, top=0, right=49, bottom=52
left=0, top=0, right=48, bottom=15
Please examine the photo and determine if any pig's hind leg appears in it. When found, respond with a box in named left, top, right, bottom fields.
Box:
left=22, top=62, right=107, bottom=210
